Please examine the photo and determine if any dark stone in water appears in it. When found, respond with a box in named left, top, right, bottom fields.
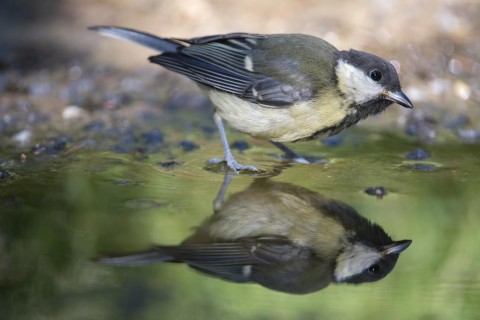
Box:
left=180, top=140, right=199, bottom=152
left=364, top=186, right=387, bottom=199
left=405, top=148, right=431, bottom=160
left=231, top=140, right=250, bottom=153
left=158, top=160, right=181, bottom=169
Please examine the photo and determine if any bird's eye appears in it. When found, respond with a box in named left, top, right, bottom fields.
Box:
left=368, top=264, right=380, bottom=275
left=370, top=70, right=382, bottom=82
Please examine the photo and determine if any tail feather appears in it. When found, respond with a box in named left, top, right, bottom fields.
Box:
left=96, top=249, right=177, bottom=266
left=88, top=26, right=182, bottom=52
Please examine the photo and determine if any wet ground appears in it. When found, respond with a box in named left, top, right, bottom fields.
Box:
left=2, top=0, right=480, bottom=319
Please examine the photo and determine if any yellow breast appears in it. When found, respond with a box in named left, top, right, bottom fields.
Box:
left=208, top=90, right=353, bottom=142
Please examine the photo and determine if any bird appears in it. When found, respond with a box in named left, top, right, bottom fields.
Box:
left=89, top=26, right=414, bottom=172
left=97, top=178, right=412, bottom=294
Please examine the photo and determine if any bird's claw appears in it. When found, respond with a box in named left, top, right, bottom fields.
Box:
left=224, top=152, right=259, bottom=173
left=226, top=159, right=259, bottom=173
left=207, top=157, right=259, bottom=173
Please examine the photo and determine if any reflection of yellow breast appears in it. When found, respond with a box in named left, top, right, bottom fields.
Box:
left=208, top=90, right=354, bottom=142
left=207, top=189, right=348, bottom=257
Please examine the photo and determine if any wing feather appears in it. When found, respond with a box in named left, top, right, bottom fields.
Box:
left=149, top=34, right=315, bottom=107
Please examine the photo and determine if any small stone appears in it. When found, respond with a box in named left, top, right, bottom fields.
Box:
left=405, top=148, right=431, bottom=160
left=364, top=186, right=387, bottom=199
left=180, top=140, right=199, bottom=152
left=158, top=160, right=181, bottom=169
left=62, top=105, right=87, bottom=121
left=453, top=80, right=471, bottom=100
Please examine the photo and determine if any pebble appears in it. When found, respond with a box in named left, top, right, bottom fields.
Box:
left=158, top=160, right=181, bottom=169
left=180, top=140, right=199, bottom=152
left=63, top=105, right=87, bottom=121
left=364, top=186, right=387, bottom=199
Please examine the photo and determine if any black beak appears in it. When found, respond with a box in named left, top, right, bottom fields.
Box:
left=383, top=90, right=414, bottom=109
left=382, top=240, right=412, bottom=255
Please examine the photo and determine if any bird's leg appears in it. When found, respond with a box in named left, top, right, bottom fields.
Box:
left=270, top=141, right=310, bottom=164
left=213, top=112, right=259, bottom=172
left=213, top=172, right=234, bottom=212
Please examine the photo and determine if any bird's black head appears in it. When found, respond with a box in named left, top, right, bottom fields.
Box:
left=333, top=239, right=412, bottom=284
left=334, top=49, right=414, bottom=112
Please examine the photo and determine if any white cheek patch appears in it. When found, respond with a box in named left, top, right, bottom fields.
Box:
left=334, top=243, right=382, bottom=282
left=336, top=60, right=384, bottom=105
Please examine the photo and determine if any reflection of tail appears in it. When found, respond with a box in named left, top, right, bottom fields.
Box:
left=97, top=248, right=177, bottom=266
left=88, top=26, right=182, bottom=52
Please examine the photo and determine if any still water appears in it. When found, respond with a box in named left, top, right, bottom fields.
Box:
left=1, top=130, right=479, bottom=319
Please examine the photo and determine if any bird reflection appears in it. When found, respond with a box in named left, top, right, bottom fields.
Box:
left=99, top=176, right=411, bottom=294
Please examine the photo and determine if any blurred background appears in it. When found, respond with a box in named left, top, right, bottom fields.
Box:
left=1, top=0, right=480, bottom=319
left=1, top=0, right=480, bottom=141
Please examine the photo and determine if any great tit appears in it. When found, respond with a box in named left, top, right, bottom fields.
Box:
left=98, top=178, right=411, bottom=294
left=89, top=26, right=414, bottom=172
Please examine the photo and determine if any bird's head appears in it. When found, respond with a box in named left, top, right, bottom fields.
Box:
left=335, top=50, right=414, bottom=112
left=333, top=239, right=412, bottom=284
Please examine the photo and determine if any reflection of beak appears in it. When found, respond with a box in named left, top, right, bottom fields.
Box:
left=382, top=240, right=412, bottom=255
left=383, top=90, right=414, bottom=109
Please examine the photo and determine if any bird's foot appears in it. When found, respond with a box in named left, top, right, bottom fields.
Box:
left=224, top=152, right=259, bottom=173
left=207, top=155, right=259, bottom=173
left=226, top=159, right=259, bottom=173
